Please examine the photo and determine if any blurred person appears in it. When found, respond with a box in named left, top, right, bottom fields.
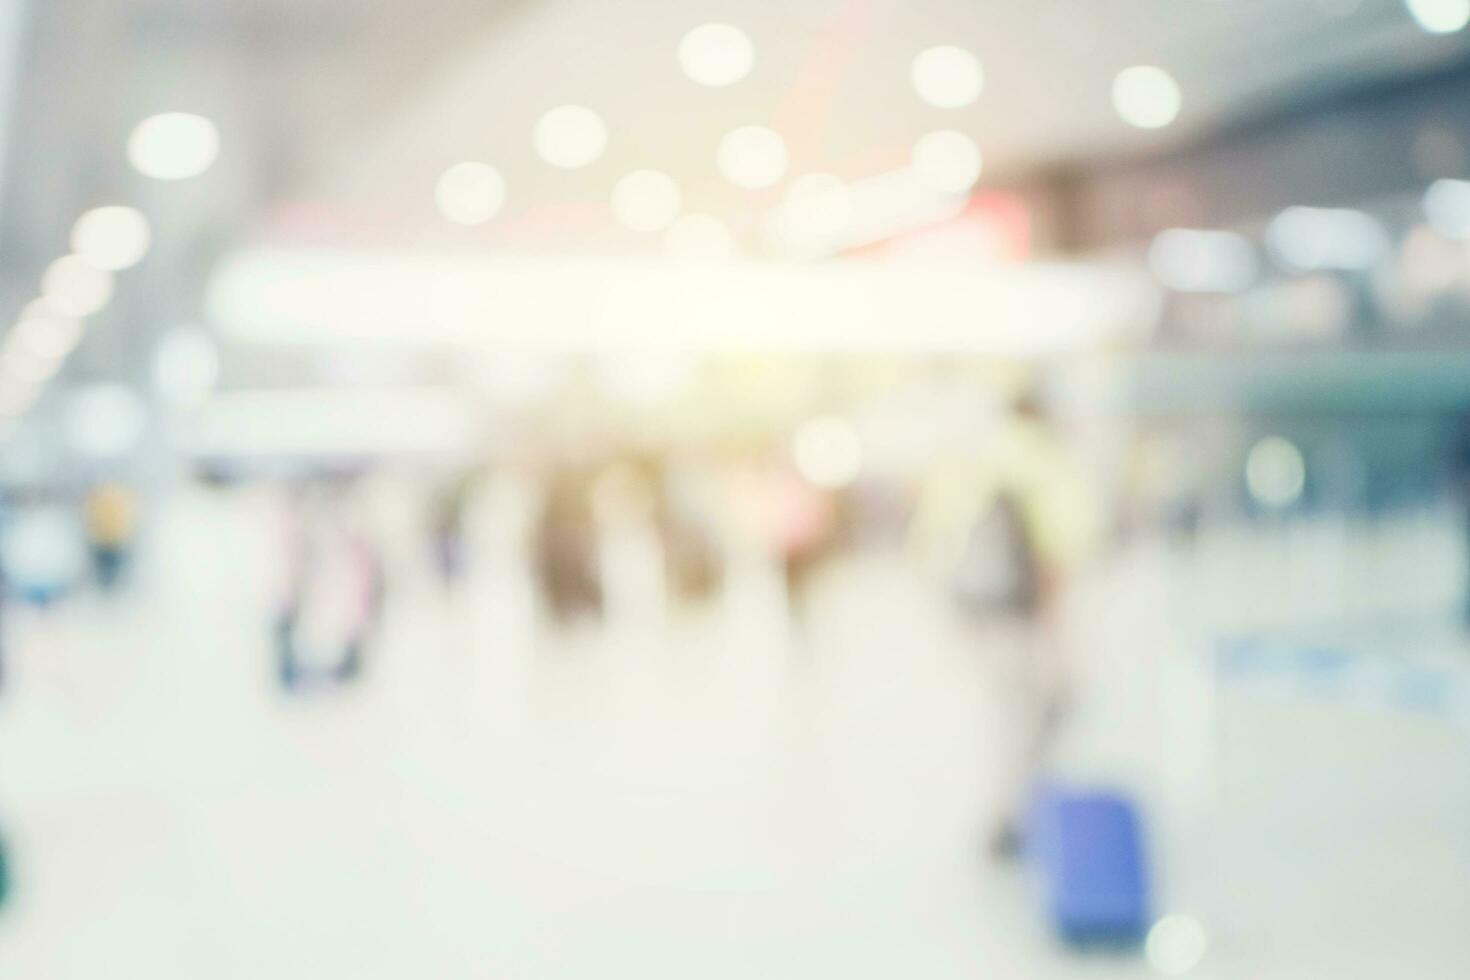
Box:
left=534, top=454, right=730, bottom=627
left=910, top=387, right=1098, bottom=858
left=431, top=472, right=476, bottom=590
left=275, top=478, right=385, bottom=693
left=727, top=450, right=847, bottom=611
left=534, top=464, right=603, bottom=623
left=82, top=482, right=139, bottom=592
left=658, top=459, right=724, bottom=606
left=590, top=459, right=667, bottom=628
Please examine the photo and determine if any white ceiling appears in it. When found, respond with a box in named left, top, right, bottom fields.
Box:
left=274, top=0, right=1470, bottom=253
left=0, top=0, right=1462, bottom=397
left=6, top=0, right=1470, bottom=314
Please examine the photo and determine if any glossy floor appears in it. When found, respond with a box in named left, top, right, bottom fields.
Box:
left=0, top=490, right=1466, bottom=978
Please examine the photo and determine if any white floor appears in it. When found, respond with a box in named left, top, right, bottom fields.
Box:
left=0, top=490, right=1467, bottom=979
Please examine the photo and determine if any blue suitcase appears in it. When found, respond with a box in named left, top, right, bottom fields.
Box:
left=1028, top=786, right=1150, bottom=947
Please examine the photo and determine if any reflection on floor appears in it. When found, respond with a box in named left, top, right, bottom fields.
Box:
left=0, top=491, right=1467, bottom=979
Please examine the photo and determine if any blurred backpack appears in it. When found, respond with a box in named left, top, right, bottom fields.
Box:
left=952, top=491, right=1038, bottom=614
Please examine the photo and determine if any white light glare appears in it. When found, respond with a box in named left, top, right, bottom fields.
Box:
left=153, top=328, right=221, bottom=407
left=435, top=162, right=506, bottom=226
left=42, top=255, right=114, bottom=317
left=612, top=170, right=682, bottom=232
left=1, top=348, right=62, bottom=388
left=911, top=130, right=982, bottom=194
left=128, top=112, right=220, bottom=180
left=1404, top=0, right=1470, bottom=34
left=717, top=126, right=789, bottom=190
left=596, top=354, right=696, bottom=406
left=911, top=46, right=984, bottom=109
left=792, top=415, right=864, bottom=489
left=1423, top=178, right=1470, bottom=239
left=1145, top=914, right=1209, bottom=976
left=1112, top=66, right=1182, bottom=130
left=0, top=383, right=40, bottom=418
left=1246, top=436, right=1306, bottom=509
left=466, top=352, right=566, bottom=407
left=769, top=169, right=967, bottom=259
left=533, top=105, right=608, bottom=169
left=771, top=173, right=858, bottom=256
left=1265, top=206, right=1388, bottom=271
left=788, top=172, right=846, bottom=201
left=66, top=384, right=148, bottom=459
left=665, top=214, right=737, bottom=260
left=9, top=307, right=83, bottom=361
left=71, top=206, right=151, bottom=271
left=1148, top=229, right=1258, bottom=293
left=678, top=23, right=754, bottom=87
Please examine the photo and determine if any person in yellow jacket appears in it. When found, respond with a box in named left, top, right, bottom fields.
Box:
left=911, top=394, right=1096, bottom=604
left=909, top=391, right=1099, bottom=857
left=83, top=483, right=139, bottom=591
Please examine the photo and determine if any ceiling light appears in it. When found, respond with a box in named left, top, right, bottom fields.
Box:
left=128, top=112, right=220, bottom=180
left=677, top=23, right=754, bottom=87
left=41, top=255, right=114, bottom=317
left=611, top=170, right=681, bottom=232
left=717, top=125, right=788, bottom=190
left=1246, top=437, right=1305, bottom=509
left=910, top=46, right=984, bottom=109
left=435, top=162, right=506, bottom=225
left=533, top=105, right=608, bottom=169
left=911, top=130, right=982, bottom=194
left=1112, top=66, right=1182, bottom=129
left=1265, top=206, right=1387, bottom=271
left=1404, top=0, right=1470, bottom=33
left=1148, top=229, right=1258, bottom=293
left=1424, top=178, right=1470, bottom=238
left=1, top=349, right=61, bottom=387
left=71, top=206, right=151, bottom=271
left=9, top=309, right=83, bottom=361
